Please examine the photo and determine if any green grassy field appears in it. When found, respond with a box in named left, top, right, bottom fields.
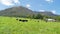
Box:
left=0, top=16, right=60, bottom=34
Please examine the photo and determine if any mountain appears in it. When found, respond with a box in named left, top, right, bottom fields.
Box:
left=39, top=11, right=57, bottom=16
left=34, top=11, right=57, bottom=17
left=0, top=6, right=35, bottom=17
left=0, top=6, right=58, bottom=17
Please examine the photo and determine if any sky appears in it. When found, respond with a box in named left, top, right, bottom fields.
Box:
left=0, top=0, right=60, bottom=15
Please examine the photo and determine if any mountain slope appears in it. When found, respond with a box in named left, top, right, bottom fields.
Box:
left=34, top=11, right=57, bottom=17
left=0, top=6, right=34, bottom=17
left=0, top=6, right=57, bottom=17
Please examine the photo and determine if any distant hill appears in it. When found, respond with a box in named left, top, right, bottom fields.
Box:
left=0, top=6, right=58, bottom=17
left=38, top=11, right=57, bottom=16
left=0, top=6, right=35, bottom=17
left=34, top=11, right=58, bottom=17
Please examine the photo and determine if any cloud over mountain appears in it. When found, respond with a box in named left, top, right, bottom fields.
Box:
left=26, top=4, right=31, bottom=9
left=51, top=10, right=56, bottom=14
left=0, top=0, right=20, bottom=6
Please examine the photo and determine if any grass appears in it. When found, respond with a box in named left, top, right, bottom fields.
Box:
left=0, top=16, right=60, bottom=34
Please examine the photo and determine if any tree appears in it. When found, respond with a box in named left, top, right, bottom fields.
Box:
left=34, top=14, right=43, bottom=19
left=55, top=16, right=60, bottom=21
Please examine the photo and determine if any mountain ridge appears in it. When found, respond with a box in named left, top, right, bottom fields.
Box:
left=0, top=6, right=58, bottom=17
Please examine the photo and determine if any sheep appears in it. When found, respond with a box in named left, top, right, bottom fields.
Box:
left=19, top=19, right=28, bottom=22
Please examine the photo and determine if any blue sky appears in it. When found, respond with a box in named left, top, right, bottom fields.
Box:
left=0, top=0, right=60, bottom=15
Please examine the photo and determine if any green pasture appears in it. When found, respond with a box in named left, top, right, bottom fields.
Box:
left=0, top=16, right=60, bottom=34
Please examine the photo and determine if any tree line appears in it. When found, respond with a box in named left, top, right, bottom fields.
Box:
left=26, top=13, right=60, bottom=21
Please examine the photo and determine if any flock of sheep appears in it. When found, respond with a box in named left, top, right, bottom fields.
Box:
left=16, top=18, right=57, bottom=22
left=16, top=18, right=28, bottom=22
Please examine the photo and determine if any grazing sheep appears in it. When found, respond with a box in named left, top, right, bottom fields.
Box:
left=19, top=19, right=28, bottom=22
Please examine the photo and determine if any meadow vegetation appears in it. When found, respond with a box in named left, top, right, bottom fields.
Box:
left=0, top=16, right=60, bottom=34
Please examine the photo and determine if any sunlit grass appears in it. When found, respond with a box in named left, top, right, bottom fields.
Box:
left=0, top=16, right=60, bottom=34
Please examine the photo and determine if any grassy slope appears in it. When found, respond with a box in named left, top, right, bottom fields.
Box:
left=0, top=16, right=60, bottom=34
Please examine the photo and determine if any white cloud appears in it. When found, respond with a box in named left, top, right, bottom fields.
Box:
left=51, top=10, right=56, bottom=14
left=26, top=4, right=31, bottom=9
left=39, top=10, right=45, bottom=12
left=45, top=0, right=54, bottom=3
left=39, top=10, right=56, bottom=14
left=13, top=0, right=20, bottom=4
left=26, top=4, right=30, bottom=8
left=0, top=0, right=14, bottom=6
left=0, top=0, right=20, bottom=6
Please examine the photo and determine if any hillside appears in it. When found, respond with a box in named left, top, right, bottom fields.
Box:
left=38, top=11, right=57, bottom=16
left=0, top=6, right=57, bottom=17
left=0, top=6, right=34, bottom=17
